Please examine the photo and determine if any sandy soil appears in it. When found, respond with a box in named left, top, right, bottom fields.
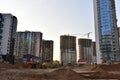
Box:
left=1, top=62, right=120, bottom=80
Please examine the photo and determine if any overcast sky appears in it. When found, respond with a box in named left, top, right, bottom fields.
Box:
left=0, top=0, right=120, bottom=60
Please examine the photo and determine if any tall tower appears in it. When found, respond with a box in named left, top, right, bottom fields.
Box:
left=93, top=0, right=119, bottom=63
left=78, top=39, right=93, bottom=64
left=0, top=13, right=17, bottom=64
left=60, top=35, right=76, bottom=65
left=14, top=31, right=42, bottom=58
left=41, top=40, right=53, bottom=63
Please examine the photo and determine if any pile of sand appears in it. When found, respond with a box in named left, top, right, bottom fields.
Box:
left=0, top=68, right=87, bottom=80
left=88, top=71, right=120, bottom=79
left=92, top=63, right=120, bottom=72
left=46, top=68, right=86, bottom=80
left=91, top=65, right=106, bottom=72
left=88, top=63, right=120, bottom=79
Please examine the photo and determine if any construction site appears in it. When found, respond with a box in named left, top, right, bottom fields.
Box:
left=1, top=60, right=120, bottom=80
left=1, top=0, right=120, bottom=79
left=0, top=32, right=118, bottom=80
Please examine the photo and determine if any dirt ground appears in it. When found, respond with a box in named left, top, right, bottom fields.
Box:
left=1, top=62, right=120, bottom=80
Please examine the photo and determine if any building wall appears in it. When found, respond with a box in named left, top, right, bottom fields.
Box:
left=31, top=32, right=42, bottom=57
left=60, top=35, right=76, bottom=65
left=93, top=0, right=119, bottom=63
left=1, top=14, right=11, bottom=55
left=78, top=39, right=93, bottom=64
left=41, top=40, right=53, bottom=63
left=118, top=27, right=120, bottom=58
left=92, top=42, right=97, bottom=63
left=14, top=31, right=42, bottom=59
left=0, top=14, right=17, bottom=55
left=14, top=32, right=30, bottom=57
left=93, top=0, right=102, bottom=64
left=0, top=13, right=17, bottom=64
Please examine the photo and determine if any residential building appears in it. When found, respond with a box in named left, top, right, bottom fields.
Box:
left=0, top=13, right=17, bottom=64
left=60, top=35, right=76, bottom=65
left=14, top=31, right=42, bottom=61
left=41, top=40, right=53, bottom=63
left=78, top=39, right=93, bottom=64
left=93, top=0, right=119, bottom=64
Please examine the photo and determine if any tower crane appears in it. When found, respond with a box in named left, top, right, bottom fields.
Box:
left=72, top=32, right=92, bottom=39
left=83, top=32, right=92, bottom=39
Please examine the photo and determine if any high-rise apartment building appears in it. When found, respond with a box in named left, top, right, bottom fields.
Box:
left=60, top=35, right=76, bottom=65
left=78, top=39, right=93, bottom=64
left=41, top=40, right=53, bottom=63
left=0, top=13, right=17, bottom=64
left=93, top=0, right=119, bottom=63
left=14, top=31, right=42, bottom=59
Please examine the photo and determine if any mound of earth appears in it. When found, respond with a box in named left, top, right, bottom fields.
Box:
left=46, top=68, right=86, bottom=80
left=92, top=63, right=120, bottom=72
left=91, top=65, right=106, bottom=72
left=0, top=68, right=87, bottom=80
left=88, top=71, right=120, bottom=79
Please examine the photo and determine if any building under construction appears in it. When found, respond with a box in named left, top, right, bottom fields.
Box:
left=41, top=40, right=53, bottom=63
left=60, top=35, right=76, bottom=65
left=14, top=31, right=42, bottom=62
left=78, top=39, right=93, bottom=64
left=92, top=42, right=97, bottom=63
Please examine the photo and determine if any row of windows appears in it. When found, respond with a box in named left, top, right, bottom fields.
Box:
left=101, top=30, right=110, bottom=35
left=101, top=48, right=116, bottom=52
left=100, top=17, right=111, bottom=23
left=101, top=47, right=117, bottom=51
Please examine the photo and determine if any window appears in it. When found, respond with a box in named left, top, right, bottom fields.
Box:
left=0, top=35, right=2, bottom=39
left=0, top=29, right=3, bottom=33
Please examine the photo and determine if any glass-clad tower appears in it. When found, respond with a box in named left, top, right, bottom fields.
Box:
left=93, top=0, right=119, bottom=64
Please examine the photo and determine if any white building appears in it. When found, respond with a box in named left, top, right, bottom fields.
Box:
left=0, top=13, right=17, bottom=64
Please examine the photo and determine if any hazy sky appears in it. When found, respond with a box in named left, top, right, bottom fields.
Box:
left=0, top=0, right=120, bottom=60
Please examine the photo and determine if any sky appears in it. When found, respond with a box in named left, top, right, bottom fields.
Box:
left=0, top=0, right=120, bottom=61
